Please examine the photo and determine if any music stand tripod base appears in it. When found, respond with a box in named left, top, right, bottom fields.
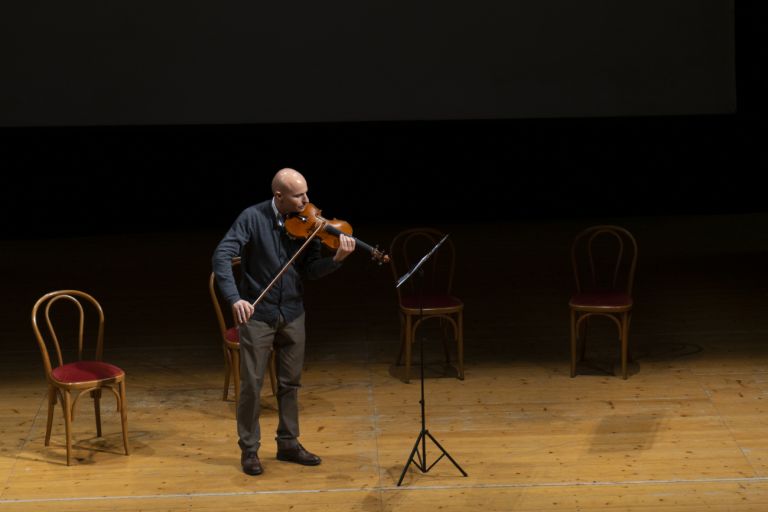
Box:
left=394, top=233, right=467, bottom=486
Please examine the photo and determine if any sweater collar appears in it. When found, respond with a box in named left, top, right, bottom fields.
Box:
left=271, top=198, right=285, bottom=228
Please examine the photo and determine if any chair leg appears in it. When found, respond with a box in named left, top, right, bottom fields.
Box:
left=119, top=381, right=130, bottom=455
left=621, top=312, right=629, bottom=379
left=222, top=346, right=231, bottom=401
left=92, top=389, right=102, bottom=438
left=45, top=386, right=56, bottom=446
left=63, top=391, right=73, bottom=466
left=440, top=318, right=451, bottom=364
left=570, top=309, right=578, bottom=377
left=396, top=313, right=406, bottom=366
left=404, top=314, right=413, bottom=383
left=456, top=311, right=464, bottom=380
left=232, top=348, right=241, bottom=405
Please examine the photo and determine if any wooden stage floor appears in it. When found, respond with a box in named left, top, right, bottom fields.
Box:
left=1, top=213, right=768, bottom=511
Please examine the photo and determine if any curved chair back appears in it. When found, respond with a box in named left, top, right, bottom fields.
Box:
left=571, top=225, right=637, bottom=295
left=389, top=227, right=457, bottom=304
left=32, top=290, right=105, bottom=383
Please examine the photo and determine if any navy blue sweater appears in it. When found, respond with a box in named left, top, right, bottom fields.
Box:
left=212, top=200, right=342, bottom=324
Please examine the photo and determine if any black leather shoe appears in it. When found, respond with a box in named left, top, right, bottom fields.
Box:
left=276, top=443, right=322, bottom=466
left=241, top=451, right=263, bottom=475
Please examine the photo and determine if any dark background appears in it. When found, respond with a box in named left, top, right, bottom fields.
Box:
left=0, top=1, right=738, bottom=125
left=0, top=1, right=764, bottom=239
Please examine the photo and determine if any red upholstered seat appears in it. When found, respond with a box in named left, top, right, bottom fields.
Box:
left=52, top=361, right=125, bottom=383
left=225, top=327, right=239, bottom=343
left=569, top=291, right=632, bottom=309
left=401, top=294, right=463, bottom=310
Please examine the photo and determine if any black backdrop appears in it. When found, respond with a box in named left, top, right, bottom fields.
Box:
left=0, top=1, right=737, bottom=126
left=0, top=2, right=764, bottom=239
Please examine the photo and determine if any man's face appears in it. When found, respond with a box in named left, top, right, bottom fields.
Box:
left=275, top=176, right=309, bottom=215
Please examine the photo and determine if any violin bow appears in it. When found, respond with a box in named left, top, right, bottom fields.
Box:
left=250, top=220, right=326, bottom=308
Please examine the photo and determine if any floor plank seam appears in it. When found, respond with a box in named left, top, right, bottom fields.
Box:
left=701, top=378, right=762, bottom=478
left=0, top=393, right=47, bottom=499
left=4, top=476, right=768, bottom=504
left=366, top=362, right=386, bottom=509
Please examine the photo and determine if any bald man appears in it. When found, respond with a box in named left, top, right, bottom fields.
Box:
left=212, top=168, right=355, bottom=476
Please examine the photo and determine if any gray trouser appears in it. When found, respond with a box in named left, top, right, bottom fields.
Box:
left=237, top=313, right=305, bottom=453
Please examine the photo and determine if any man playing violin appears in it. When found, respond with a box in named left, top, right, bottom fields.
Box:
left=212, top=168, right=355, bottom=476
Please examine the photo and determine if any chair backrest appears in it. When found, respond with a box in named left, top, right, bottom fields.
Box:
left=209, top=257, right=241, bottom=338
left=571, top=225, right=637, bottom=295
left=389, top=227, right=456, bottom=301
left=31, top=290, right=105, bottom=379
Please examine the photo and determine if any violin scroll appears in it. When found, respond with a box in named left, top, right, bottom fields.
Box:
left=369, top=246, right=390, bottom=265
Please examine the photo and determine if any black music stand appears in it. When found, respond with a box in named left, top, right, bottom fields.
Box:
left=395, top=233, right=467, bottom=486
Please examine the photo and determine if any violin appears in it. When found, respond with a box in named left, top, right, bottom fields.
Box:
left=284, top=203, right=390, bottom=264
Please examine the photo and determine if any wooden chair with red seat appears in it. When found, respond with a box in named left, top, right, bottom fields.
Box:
left=389, top=228, right=464, bottom=383
left=569, top=225, right=638, bottom=379
left=209, top=257, right=276, bottom=404
left=31, top=290, right=129, bottom=465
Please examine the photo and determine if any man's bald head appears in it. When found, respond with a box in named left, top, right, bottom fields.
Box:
left=272, top=168, right=310, bottom=215
left=272, top=168, right=306, bottom=194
